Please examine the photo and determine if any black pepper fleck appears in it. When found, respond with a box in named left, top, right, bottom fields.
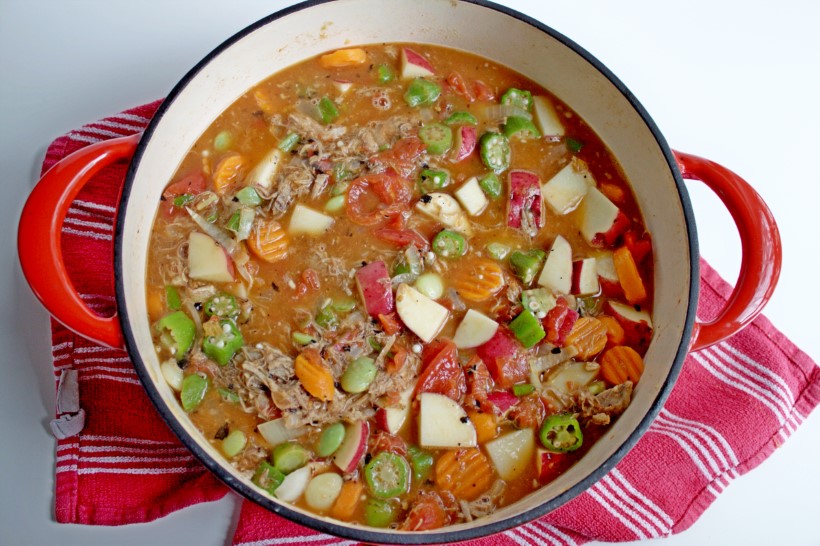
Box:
left=551, top=347, right=561, bottom=354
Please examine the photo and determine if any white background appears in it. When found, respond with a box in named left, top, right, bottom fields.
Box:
left=1, top=1, right=818, bottom=544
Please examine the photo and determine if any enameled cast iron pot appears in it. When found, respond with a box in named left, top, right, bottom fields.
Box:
left=18, top=0, right=782, bottom=543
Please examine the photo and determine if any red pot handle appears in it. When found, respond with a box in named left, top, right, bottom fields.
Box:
left=674, top=151, right=782, bottom=352
left=18, top=133, right=141, bottom=349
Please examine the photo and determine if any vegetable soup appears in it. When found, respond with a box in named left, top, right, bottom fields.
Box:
left=146, top=43, right=654, bottom=530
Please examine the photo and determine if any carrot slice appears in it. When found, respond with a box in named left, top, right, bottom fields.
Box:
left=320, top=48, right=367, bottom=68
left=147, top=290, right=164, bottom=321
left=452, top=258, right=506, bottom=302
left=598, top=315, right=625, bottom=347
left=564, top=317, right=608, bottom=360
left=467, top=411, right=498, bottom=444
left=253, top=88, right=277, bottom=115
left=212, top=154, right=248, bottom=195
left=247, top=219, right=289, bottom=263
left=599, top=182, right=625, bottom=205
left=293, top=349, right=335, bottom=401
left=435, top=448, right=494, bottom=501
left=600, top=345, right=644, bottom=386
left=331, top=480, right=364, bottom=521
left=613, top=246, right=647, bottom=304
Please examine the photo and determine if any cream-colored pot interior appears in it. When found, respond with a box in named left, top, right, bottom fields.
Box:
left=118, top=0, right=693, bottom=540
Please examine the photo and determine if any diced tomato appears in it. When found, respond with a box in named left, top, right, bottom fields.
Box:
left=373, top=137, right=426, bottom=179
left=401, top=491, right=449, bottom=531
left=536, top=451, right=573, bottom=483
left=374, top=227, right=429, bottom=251
left=476, top=327, right=528, bottom=388
left=415, top=339, right=466, bottom=402
left=301, top=269, right=321, bottom=290
left=445, top=72, right=475, bottom=102
left=543, top=299, right=579, bottom=346
left=508, top=395, right=545, bottom=429
left=485, top=390, right=520, bottom=415
left=386, top=345, right=408, bottom=374
left=161, top=171, right=206, bottom=216
left=472, top=79, right=495, bottom=101
left=369, top=431, right=407, bottom=457
left=378, top=312, right=403, bottom=336
left=346, top=173, right=413, bottom=226
left=464, top=355, right=494, bottom=402
left=624, top=231, right=653, bottom=264
left=445, top=72, right=495, bottom=103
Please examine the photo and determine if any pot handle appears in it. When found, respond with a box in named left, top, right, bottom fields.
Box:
left=673, top=150, right=782, bottom=352
left=18, top=133, right=141, bottom=349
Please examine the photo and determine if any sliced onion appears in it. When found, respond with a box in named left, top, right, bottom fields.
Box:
left=258, top=418, right=306, bottom=447
left=186, top=207, right=237, bottom=255
left=391, top=272, right=418, bottom=286
left=446, top=287, right=466, bottom=312
left=479, top=104, right=532, bottom=123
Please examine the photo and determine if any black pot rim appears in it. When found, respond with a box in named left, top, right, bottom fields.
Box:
left=115, top=0, right=699, bottom=543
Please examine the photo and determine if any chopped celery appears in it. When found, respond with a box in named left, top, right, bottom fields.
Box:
left=292, top=332, right=317, bottom=345
left=315, top=304, right=339, bottom=330
left=278, top=132, right=300, bottom=152
left=513, top=383, right=536, bottom=397
left=318, top=97, right=340, bottom=124
left=235, top=186, right=262, bottom=206
left=331, top=298, right=357, bottom=313
left=173, top=194, right=194, bottom=208
left=218, top=388, right=241, bottom=403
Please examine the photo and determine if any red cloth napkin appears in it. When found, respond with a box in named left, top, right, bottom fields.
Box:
left=46, top=103, right=819, bottom=544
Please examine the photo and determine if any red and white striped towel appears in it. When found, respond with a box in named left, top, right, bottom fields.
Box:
left=45, top=103, right=819, bottom=544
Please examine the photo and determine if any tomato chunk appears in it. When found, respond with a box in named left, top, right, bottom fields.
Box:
left=372, top=137, right=426, bottom=179
left=161, top=171, right=206, bottom=216
left=401, top=491, right=449, bottom=531
left=476, top=327, right=528, bottom=388
left=346, top=174, right=413, bottom=226
left=374, top=227, right=429, bottom=251
left=415, top=339, right=466, bottom=401
left=543, top=298, right=579, bottom=347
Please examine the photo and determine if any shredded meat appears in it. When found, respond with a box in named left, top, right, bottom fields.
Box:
left=574, top=381, right=633, bottom=426
left=459, top=479, right=506, bottom=521
left=236, top=321, right=421, bottom=429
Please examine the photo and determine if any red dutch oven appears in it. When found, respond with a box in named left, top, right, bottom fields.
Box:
left=17, top=0, right=781, bottom=543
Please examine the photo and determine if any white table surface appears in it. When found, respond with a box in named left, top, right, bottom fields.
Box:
left=2, top=1, right=818, bottom=544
